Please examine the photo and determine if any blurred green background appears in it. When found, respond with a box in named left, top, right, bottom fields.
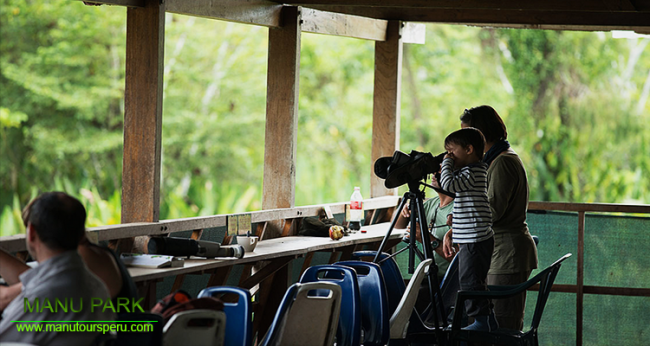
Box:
left=2, top=1, right=649, bottom=236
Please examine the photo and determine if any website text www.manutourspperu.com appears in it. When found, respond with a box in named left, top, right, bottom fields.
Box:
left=13, top=321, right=155, bottom=334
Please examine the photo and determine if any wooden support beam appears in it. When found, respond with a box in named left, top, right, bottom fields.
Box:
left=117, top=0, right=165, bottom=254
left=286, top=1, right=650, bottom=12
left=371, top=20, right=402, bottom=198
left=206, top=266, right=233, bottom=287
left=77, top=0, right=144, bottom=7
left=165, top=0, right=282, bottom=27
left=301, top=8, right=387, bottom=40
left=577, top=211, right=585, bottom=346
left=299, top=6, right=650, bottom=31
left=402, top=22, right=425, bottom=44
left=263, top=6, right=302, bottom=210
left=240, top=256, right=293, bottom=289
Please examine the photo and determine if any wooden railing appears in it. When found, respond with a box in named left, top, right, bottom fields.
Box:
left=527, top=201, right=650, bottom=346
left=0, top=195, right=400, bottom=253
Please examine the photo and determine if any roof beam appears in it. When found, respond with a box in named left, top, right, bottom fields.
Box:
left=299, top=6, right=650, bottom=31
left=165, top=0, right=283, bottom=27
left=301, top=8, right=387, bottom=40
left=285, top=1, right=650, bottom=12
left=78, top=0, right=144, bottom=7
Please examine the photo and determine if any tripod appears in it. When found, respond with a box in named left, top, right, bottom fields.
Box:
left=373, top=180, right=448, bottom=341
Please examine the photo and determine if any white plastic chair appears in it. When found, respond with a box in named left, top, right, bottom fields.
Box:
left=163, top=309, right=226, bottom=346
left=389, top=258, right=432, bottom=340
left=260, top=281, right=342, bottom=346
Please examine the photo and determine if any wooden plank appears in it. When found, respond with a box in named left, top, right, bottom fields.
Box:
left=300, top=252, right=315, bottom=276
left=75, top=0, right=144, bottom=7
left=402, top=22, right=425, bottom=44
left=239, top=256, right=293, bottom=289
left=577, top=211, right=585, bottom=346
left=258, top=260, right=291, bottom=337
left=301, top=8, right=387, bottom=40
left=118, top=0, right=165, bottom=254
left=126, top=223, right=404, bottom=282
left=206, top=266, right=233, bottom=287
left=300, top=6, right=650, bottom=30
left=263, top=6, right=302, bottom=210
left=371, top=20, right=402, bottom=198
left=0, top=197, right=401, bottom=252
left=529, top=201, right=650, bottom=214
left=287, top=1, right=649, bottom=12
left=165, top=0, right=282, bottom=27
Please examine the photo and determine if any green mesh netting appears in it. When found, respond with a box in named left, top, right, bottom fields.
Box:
left=395, top=210, right=650, bottom=346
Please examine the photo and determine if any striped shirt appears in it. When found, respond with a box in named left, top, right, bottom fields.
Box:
left=439, top=157, right=493, bottom=243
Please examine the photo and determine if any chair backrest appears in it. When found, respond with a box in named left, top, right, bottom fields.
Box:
left=259, top=282, right=342, bottom=346
left=389, top=259, right=432, bottom=340
left=351, top=251, right=406, bottom=316
left=529, top=253, right=571, bottom=330
left=114, top=312, right=163, bottom=346
left=163, top=309, right=226, bottom=346
left=198, top=286, right=252, bottom=346
left=300, top=265, right=362, bottom=346
left=335, top=261, right=390, bottom=346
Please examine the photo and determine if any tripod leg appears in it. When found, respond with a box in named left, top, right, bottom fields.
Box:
left=415, top=194, right=446, bottom=335
left=373, top=193, right=410, bottom=263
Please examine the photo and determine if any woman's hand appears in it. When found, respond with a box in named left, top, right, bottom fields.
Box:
left=443, top=229, right=455, bottom=258
left=446, top=213, right=453, bottom=226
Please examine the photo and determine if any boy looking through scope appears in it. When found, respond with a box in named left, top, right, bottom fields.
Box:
left=440, top=127, right=498, bottom=332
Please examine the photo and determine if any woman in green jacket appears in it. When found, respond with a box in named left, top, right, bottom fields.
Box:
left=459, top=105, right=538, bottom=330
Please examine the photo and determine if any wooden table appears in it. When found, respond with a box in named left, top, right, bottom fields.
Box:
left=128, top=222, right=404, bottom=282
left=128, top=222, right=404, bottom=336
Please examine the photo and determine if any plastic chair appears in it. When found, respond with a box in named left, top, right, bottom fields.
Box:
left=198, top=286, right=252, bottom=346
left=259, top=282, right=342, bottom=346
left=450, top=253, right=573, bottom=346
left=112, top=312, right=163, bottom=346
left=351, top=251, right=406, bottom=316
left=300, top=265, right=362, bottom=346
left=335, top=261, right=390, bottom=346
left=163, top=309, right=226, bottom=346
left=388, top=259, right=432, bottom=341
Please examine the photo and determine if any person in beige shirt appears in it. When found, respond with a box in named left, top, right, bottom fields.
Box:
left=459, top=105, right=538, bottom=330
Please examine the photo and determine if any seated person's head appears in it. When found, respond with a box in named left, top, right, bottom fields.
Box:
left=22, top=192, right=86, bottom=261
left=444, top=128, right=486, bottom=168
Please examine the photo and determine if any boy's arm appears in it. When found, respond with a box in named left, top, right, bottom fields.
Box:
left=439, top=158, right=476, bottom=193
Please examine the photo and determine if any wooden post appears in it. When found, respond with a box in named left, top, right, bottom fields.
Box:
left=371, top=20, right=403, bottom=198
left=577, top=211, right=585, bottom=346
left=258, top=6, right=302, bottom=339
left=263, top=6, right=302, bottom=211
left=116, top=0, right=165, bottom=253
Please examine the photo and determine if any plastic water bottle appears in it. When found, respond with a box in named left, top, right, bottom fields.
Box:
left=349, top=187, right=364, bottom=231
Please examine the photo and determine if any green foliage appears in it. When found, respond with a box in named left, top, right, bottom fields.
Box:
left=1, top=1, right=649, bottom=238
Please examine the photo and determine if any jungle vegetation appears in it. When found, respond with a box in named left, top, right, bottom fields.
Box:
left=1, top=0, right=649, bottom=236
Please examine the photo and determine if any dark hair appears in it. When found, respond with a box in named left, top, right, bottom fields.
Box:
left=459, top=105, right=507, bottom=144
left=444, top=127, right=486, bottom=161
left=22, top=192, right=86, bottom=251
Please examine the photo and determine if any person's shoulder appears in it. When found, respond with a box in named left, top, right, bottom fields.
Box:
left=491, top=149, right=523, bottom=168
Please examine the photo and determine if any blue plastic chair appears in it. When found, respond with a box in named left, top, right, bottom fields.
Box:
left=259, top=282, right=342, bottom=346
left=198, top=286, right=252, bottom=346
left=351, top=251, right=406, bottom=316
left=335, top=261, right=390, bottom=346
left=300, top=265, right=362, bottom=346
